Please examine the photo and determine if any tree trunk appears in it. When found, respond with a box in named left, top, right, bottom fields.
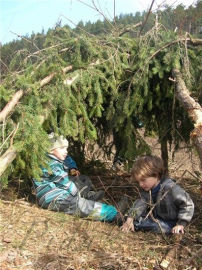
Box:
left=157, top=117, right=169, bottom=172
left=160, top=138, right=168, bottom=174
left=172, top=68, right=202, bottom=169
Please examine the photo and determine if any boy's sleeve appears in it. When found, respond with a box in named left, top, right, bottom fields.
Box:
left=64, top=156, right=78, bottom=170
left=128, top=197, right=148, bottom=220
left=172, top=184, right=194, bottom=226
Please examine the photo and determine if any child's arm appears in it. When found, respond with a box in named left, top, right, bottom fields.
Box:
left=171, top=183, right=194, bottom=229
left=121, top=197, right=148, bottom=233
left=65, top=156, right=80, bottom=176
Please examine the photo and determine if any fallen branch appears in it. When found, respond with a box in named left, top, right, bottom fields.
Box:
left=119, top=22, right=142, bottom=37
left=0, top=65, right=73, bottom=123
left=0, top=66, right=76, bottom=177
left=160, top=234, right=183, bottom=269
left=0, top=146, right=17, bottom=176
left=172, top=68, right=202, bottom=168
left=0, top=90, right=23, bottom=122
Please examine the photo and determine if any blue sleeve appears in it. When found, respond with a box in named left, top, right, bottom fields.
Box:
left=64, top=155, right=78, bottom=170
left=49, top=161, right=78, bottom=195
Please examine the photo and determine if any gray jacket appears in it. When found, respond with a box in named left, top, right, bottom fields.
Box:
left=128, top=178, right=194, bottom=226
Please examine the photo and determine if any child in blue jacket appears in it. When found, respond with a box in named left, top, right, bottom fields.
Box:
left=33, top=134, right=119, bottom=222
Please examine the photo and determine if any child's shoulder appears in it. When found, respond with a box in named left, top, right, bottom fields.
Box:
left=161, top=178, right=188, bottom=195
left=161, top=178, right=177, bottom=189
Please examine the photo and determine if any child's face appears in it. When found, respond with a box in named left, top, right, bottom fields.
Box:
left=51, top=147, right=68, bottom=161
left=136, top=176, right=160, bottom=191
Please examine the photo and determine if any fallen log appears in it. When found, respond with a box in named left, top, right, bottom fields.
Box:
left=0, top=66, right=76, bottom=177
left=0, top=90, right=23, bottom=122
left=172, top=68, right=202, bottom=169
left=0, top=146, right=17, bottom=176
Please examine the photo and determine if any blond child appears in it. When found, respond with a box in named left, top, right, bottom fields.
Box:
left=121, top=155, right=194, bottom=234
left=33, top=134, right=119, bottom=222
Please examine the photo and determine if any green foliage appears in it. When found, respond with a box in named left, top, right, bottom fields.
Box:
left=0, top=4, right=201, bottom=187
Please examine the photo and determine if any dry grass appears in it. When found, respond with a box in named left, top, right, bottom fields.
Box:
left=0, top=135, right=201, bottom=270
left=0, top=171, right=201, bottom=270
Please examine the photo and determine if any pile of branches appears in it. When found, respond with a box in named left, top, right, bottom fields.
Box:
left=0, top=22, right=201, bottom=187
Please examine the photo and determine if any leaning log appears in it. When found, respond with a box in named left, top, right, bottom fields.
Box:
left=0, top=65, right=73, bottom=123
left=0, top=90, right=23, bottom=122
left=0, top=69, right=77, bottom=177
left=0, top=146, right=17, bottom=176
left=172, top=68, right=202, bottom=168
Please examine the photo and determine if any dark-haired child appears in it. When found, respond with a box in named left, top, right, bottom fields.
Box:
left=121, top=155, right=194, bottom=234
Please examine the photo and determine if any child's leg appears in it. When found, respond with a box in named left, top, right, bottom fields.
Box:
left=134, top=217, right=176, bottom=233
left=50, top=195, right=117, bottom=222
left=77, top=197, right=117, bottom=222
left=70, top=175, right=105, bottom=200
left=69, top=175, right=92, bottom=197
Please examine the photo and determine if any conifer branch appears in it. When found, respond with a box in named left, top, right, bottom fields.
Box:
left=119, top=22, right=142, bottom=37
left=10, top=31, right=40, bottom=51
left=0, top=65, right=73, bottom=123
left=129, top=37, right=202, bottom=89
left=0, top=123, right=19, bottom=154
left=24, top=43, right=66, bottom=62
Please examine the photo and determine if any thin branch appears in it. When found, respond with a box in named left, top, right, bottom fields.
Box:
left=24, top=42, right=65, bottom=61
left=113, top=0, right=116, bottom=24
left=119, top=22, right=142, bottom=37
left=0, top=124, right=18, bottom=154
left=10, top=123, right=19, bottom=146
left=60, top=14, right=96, bottom=38
left=138, top=0, right=155, bottom=37
left=10, top=31, right=40, bottom=51
left=76, top=0, right=115, bottom=29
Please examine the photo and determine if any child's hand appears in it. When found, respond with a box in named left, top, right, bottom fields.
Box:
left=171, top=225, right=184, bottom=234
left=120, top=217, right=134, bottom=232
left=70, top=169, right=80, bottom=176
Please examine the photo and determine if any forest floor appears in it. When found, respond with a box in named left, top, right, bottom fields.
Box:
left=0, top=137, right=202, bottom=270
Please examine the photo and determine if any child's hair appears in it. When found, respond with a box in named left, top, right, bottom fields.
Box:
left=131, top=155, right=165, bottom=181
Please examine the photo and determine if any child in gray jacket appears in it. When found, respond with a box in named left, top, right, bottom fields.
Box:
left=121, top=155, right=194, bottom=234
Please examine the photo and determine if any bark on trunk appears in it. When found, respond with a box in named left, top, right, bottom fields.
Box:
left=0, top=90, right=23, bottom=122
left=0, top=146, right=17, bottom=176
left=172, top=68, right=202, bottom=169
